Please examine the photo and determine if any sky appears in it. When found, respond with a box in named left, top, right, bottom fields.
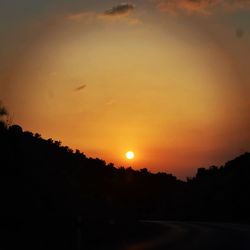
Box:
left=1, top=0, right=250, bottom=179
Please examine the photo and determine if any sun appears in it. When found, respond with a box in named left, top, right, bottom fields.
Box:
left=125, top=151, right=135, bottom=160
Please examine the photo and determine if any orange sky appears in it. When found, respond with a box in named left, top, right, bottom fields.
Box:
left=1, top=0, right=250, bottom=179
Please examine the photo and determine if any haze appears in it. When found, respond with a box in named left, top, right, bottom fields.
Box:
left=1, top=0, right=250, bottom=178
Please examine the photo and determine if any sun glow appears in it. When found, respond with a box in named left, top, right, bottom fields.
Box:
left=125, top=151, right=135, bottom=160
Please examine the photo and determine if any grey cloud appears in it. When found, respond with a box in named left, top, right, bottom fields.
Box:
left=75, top=85, right=87, bottom=91
left=104, top=3, right=135, bottom=16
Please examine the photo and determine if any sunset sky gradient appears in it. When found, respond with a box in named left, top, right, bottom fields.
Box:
left=1, top=0, right=250, bottom=178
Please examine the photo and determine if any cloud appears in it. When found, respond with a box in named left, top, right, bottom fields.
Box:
left=104, top=3, right=135, bottom=16
left=65, top=4, right=140, bottom=25
left=155, top=0, right=250, bottom=15
left=75, top=85, right=87, bottom=91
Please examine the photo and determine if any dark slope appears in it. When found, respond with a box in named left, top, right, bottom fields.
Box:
left=187, top=153, right=250, bottom=221
left=0, top=123, right=182, bottom=219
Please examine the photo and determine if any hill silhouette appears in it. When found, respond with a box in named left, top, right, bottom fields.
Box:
left=0, top=120, right=250, bottom=249
left=0, top=122, right=182, bottom=218
left=1, top=121, right=250, bottom=221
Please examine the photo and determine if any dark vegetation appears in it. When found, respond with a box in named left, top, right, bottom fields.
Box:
left=0, top=121, right=183, bottom=219
left=0, top=105, right=250, bottom=249
left=1, top=121, right=250, bottom=221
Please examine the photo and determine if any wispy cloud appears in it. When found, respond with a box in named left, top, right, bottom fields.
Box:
left=104, top=3, right=135, bottom=16
left=75, top=84, right=87, bottom=92
left=65, top=3, right=139, bottom=24
left=155, top=0, right=250, bottom=15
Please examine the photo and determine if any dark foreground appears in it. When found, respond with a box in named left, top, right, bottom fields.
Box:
left=2, top=219, right=250, bottom=250
left=126, top=221, right=250, bottom=250
left=1, top=218, right=162, bottom=250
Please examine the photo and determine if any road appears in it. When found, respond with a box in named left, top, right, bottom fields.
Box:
left=124, top=221, right=250, bottom=250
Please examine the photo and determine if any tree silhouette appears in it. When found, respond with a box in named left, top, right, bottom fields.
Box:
left=0, top=103, right=8, bottom=117
left=0, top=119, right=250, bottom=250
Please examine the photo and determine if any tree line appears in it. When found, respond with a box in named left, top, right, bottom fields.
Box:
left=0, top=119, right=249, bottom=222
